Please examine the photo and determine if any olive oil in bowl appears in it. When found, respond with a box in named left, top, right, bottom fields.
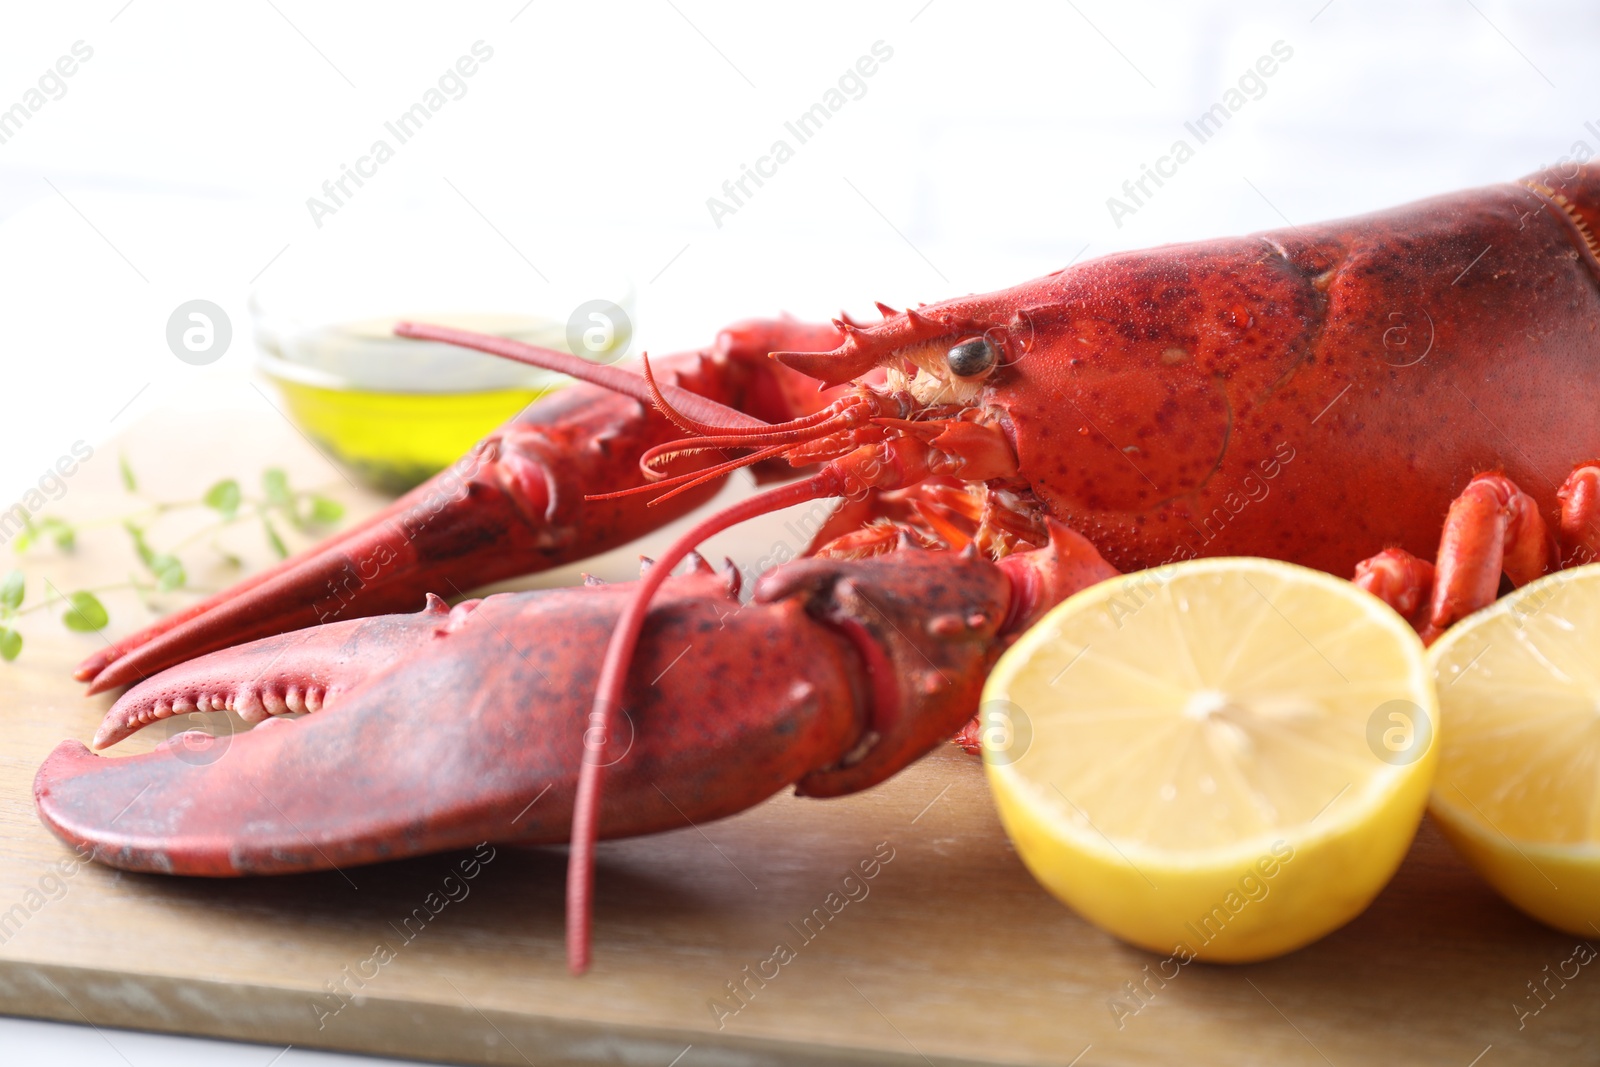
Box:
left=256, top=312, right=621, bottom=494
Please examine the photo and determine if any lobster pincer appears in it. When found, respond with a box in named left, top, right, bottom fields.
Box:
left=36, top=537, right=1112, bottom=881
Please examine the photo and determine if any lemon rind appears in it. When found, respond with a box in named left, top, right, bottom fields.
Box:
left=982, top=557, right=1437, bottom=959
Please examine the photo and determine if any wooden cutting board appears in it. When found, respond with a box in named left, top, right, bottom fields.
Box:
left=0, top=399, right=1595, bottom=1066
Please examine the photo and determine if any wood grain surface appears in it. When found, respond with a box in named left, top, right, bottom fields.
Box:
left=0, top=403, right=1595, bottom=1066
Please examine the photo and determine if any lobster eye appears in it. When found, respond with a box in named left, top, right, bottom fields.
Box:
left=945, top=336, right=997, bottom=380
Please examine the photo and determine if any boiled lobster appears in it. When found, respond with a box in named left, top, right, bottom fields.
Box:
left=35, top=163, right=1600, bottom=974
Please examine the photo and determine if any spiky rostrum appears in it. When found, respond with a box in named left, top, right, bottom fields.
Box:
left=776, top=298, right=1046, bottom=405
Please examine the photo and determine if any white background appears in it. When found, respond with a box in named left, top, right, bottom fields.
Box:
left=2, top=1, right=1597, bottom=1063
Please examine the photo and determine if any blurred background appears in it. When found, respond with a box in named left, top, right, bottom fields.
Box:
left=2, top=0, right=1597, bottom=1061
left=4, top=0, right=1599, bottom=506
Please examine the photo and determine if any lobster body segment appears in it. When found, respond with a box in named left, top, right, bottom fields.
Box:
left=998, top=168, right=1600, bottom=576
left=776, top=166, right=1600, bottom=578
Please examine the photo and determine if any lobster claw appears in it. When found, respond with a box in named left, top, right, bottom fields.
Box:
left=754, top=548, right=1014, bottom=798
left=35, top=544, right=1067, bottom=877
left=74, top=408, right=727, bottom=696
left=75, top=321, right=859, bottom=697
left=35, top=572, right=875, bottom=876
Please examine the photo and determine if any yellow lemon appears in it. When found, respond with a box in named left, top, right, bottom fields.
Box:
left=982, top=557, right=1436, bottom=962
left=1428, top=563, right=1600, bottom=937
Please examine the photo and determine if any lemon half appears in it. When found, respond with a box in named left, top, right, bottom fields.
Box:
left=982, top=557, right=1436, bottom=961
left=1428, top=563, right=1600, bottom=936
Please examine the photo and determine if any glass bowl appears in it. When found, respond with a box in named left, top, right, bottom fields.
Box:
left=251, top=233, right=632, bottom=495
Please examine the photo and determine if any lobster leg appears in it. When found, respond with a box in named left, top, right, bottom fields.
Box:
left=1557, top=463, right=1600, bottom=563
left=1352, top=548, right=1436, bottom=629
left=76, top=320, right=848, bottom=695
left=1355, top=473, right=1556, bottom=643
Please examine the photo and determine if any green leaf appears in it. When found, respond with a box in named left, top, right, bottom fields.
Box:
left=38, top=517, right=75, bottom=552
left=119, top=452, right=138, bottom=493
left=203, top=478, right=242, bottom=520
left=210, top=541, right=244, bottom=569
left=151, top=554, right=185, bottom=591
left=0, top=627, right=20, bottom=662
left=263, top=468, right=292, bottom=509
left=62, top=591, right=108, bottom=632
left=0, top=570, right=22, bottom=612
left=263, top=518, right=288, bottom=559
left=124, top=522, right=156, bottom=569
left=125, top=522, right=184, bottom=587
left=308, top=495, right=345, bottom=524
left=12, top=513, right=37, bottom=554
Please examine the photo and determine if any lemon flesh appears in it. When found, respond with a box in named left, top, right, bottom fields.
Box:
left=1428, top=563, right=1600, bottom=936
left=983, top=557, right=1436, bottom=962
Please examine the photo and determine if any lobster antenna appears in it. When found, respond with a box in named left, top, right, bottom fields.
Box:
left=641, top=355, right=848, bottom=441
left=586, top=443, right=794, bottom=505
left=567, top=472, right=839, bottom=974
left=394, top=322, right=771, bottom=431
